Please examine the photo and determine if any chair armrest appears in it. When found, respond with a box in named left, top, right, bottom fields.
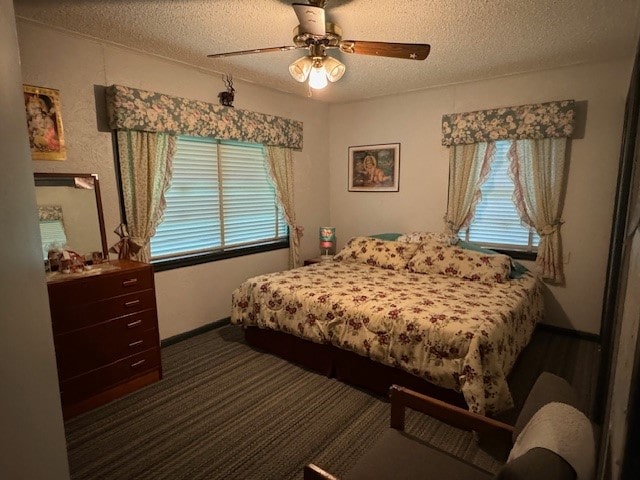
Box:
left=389, top=384, right=514, bottom=446
left=304, top=463, right=341, bottom=480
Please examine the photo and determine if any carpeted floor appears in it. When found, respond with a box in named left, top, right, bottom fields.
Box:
left=64, top=325, right=599, bottom=479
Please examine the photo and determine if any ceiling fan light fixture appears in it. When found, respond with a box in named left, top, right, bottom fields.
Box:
left=208, top=2, right=432, bottom=92
left=323, top=56, right=346, bottom=82
left=308, top=63, right=328, bottom=89
left=289, top=56, right=313, bottom=82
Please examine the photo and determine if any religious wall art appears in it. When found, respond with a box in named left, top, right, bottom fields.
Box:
left=23, top=85, right=66, bottom=160
left=348, top=143, right=400, bottom=192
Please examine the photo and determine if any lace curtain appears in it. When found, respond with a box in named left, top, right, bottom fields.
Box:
left=510, top=138, right=568, bottom=284
left=444, top=142, right=496, bottom=235
left=265, top=146, right=303, bottom=269
left=115, top=130, right=176, bottom=263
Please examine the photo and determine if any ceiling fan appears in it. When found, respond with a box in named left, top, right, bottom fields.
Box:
left=207, top=0, right=430, bottom=90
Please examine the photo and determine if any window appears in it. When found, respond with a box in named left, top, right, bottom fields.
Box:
left=150, top=136, right=288, bottom=267
left=459, top=140, right=539, bottom=253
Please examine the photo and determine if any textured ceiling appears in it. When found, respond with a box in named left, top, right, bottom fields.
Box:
left=13, top=0, right=640, bottom=104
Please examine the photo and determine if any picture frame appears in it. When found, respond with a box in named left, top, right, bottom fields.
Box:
left=348, top=143, right=400, bottom=192
left=23, top=85, right=66, bottom=161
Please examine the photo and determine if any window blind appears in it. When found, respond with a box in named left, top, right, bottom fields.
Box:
left=461, top=140, right=540, bottom=250
left=151, top=136, right=221, bottom=258
left=150, top=136, right=287, bottom=260
left=219, top=142, right=283, bottom=246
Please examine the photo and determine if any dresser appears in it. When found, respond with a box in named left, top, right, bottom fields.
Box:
left=47, top=259, right=162, bottom=418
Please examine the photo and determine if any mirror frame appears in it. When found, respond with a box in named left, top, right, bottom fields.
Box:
left=34, top=172, right=109, bottom=260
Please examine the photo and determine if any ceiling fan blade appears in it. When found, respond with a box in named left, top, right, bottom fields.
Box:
left=207, top=46, right=299, bottom=58
left=339, top=41, right=430, bottom=60
left=292, top=3, right=326, bottom=36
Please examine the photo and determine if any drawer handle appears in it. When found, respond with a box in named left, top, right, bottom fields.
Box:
left=129, top=340, right=144, bottom=348
left=130, top=359, right=146, bottom=368
left=124, top=299, right=141, bottom=307
left=122, top=278, right=138, bottom=287
left=127, top=319, right=143, bottom=328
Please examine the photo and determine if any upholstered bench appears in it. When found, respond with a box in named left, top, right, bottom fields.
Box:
left=305, top=372, right=595, bottom=480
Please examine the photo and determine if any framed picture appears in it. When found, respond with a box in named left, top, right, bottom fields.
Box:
left=23, top=85, right=66, bottom=161
left=348, top=143, right=400, bottom=192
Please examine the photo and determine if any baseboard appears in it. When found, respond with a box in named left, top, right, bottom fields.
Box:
left=536, top=322, right=600, bottom=343
left=161, top=317, right=231, bottom=347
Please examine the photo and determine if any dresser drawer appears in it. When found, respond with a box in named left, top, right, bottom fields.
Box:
left=60, top=348, right=161, bottom=404
left=48, top=265, right=154, bottom=309
left=55, top=312, right=159, bottom=381
left=51, top=289, right=156, bottom=333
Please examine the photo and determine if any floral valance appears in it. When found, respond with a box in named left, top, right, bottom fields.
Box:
left=106, top=84, right=303, bottom=149
left=441, top=99, right=575, bottom=146
left=38, top=205, right=63, bottom=221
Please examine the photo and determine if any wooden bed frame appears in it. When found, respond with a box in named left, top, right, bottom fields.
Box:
left=244, top=326, right=468, bottom=408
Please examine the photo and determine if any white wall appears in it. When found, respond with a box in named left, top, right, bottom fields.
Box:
left=0, top=2, right=70, bottom=477
left=17, top=20, right=330, bottom=339
left=328, top=60, right=632, bottom=334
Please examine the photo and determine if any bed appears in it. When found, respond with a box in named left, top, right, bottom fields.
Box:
left=231, top=235, right=543, bottom=415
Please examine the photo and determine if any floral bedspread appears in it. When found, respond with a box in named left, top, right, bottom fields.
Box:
left=231, top=261, right=543, bottom=414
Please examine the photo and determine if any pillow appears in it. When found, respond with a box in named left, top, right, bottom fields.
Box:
left=368, top=233, right=403, bottom=241
left=407, top=241, right=512, bottom=283
left=396, top=231, right=458, bottom=245
left=458, top=240, right=529, bottom=279
left=507, top=261, right=529, bottom=279
left=334, top=236, right=419, bottom=270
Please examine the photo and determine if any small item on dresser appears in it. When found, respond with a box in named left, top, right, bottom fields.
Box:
left=48, top=250, right=60, bottom=271
left=91, top=251, right=103, bottom=264
left=44, top=258, right=51, bottom=272
left=71, top=259, right=85, bottom=273
left=70, top=252, right=83, bottom=272
left=60, top=258, right=72, bottom=274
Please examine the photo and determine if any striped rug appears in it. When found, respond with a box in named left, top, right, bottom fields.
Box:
left=65, top=325, right=507, bottom=479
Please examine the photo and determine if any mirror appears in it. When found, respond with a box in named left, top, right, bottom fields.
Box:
left=34, top=173, right=108, bottom=262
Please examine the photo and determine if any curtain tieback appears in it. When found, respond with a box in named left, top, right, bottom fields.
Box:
left=539, top=221, right=564, bottom=236
left=444, top=218, right=458, bottom=235
left=109, top=223, right=143, bottom=259
left=294, top=225, right=304, bottom=237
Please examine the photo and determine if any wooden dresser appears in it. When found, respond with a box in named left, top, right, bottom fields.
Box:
left=47, top=259, right=162, bottom=418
